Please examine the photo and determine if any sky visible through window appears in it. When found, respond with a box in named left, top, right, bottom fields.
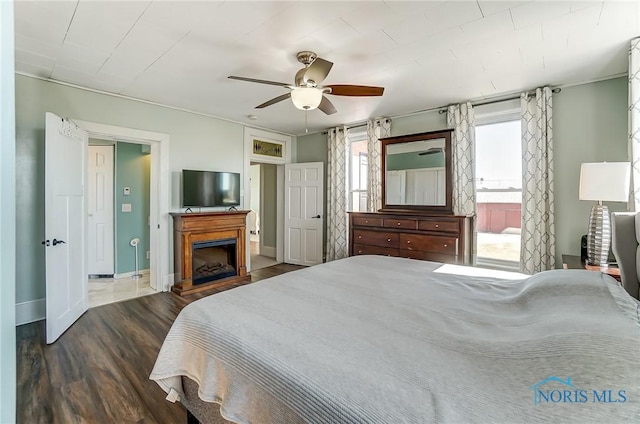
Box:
left=475, top=120, right=522, bottom=190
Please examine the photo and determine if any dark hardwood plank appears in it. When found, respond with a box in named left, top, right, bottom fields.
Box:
left=17, top=263, right=304, bottom=424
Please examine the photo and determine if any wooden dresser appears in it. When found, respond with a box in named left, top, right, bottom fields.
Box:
left=348, top=212, right=473, bottom=265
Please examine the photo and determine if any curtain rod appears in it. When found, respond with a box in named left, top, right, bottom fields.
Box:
left=437, top=87, right=562, bottom=114
left=320, top=87, right=563, bottom=133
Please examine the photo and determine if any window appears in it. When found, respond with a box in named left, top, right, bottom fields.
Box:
left=348, top=130, right=368, bottom=212
left=474, top=118, right=522, bottom=266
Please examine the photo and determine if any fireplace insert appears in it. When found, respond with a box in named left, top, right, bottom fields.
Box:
left=191, top=238, right=237, bottom=285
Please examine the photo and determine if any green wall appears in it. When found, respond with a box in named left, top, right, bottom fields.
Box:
left=261, top=164, right=277, bottom=250
left=295, top=77, right=630, bottom=268
left=554, top=77, right=628, bottom=266
left=15, top=74, right=246, bottom=304
left=115, top=143, right=150, bottom=274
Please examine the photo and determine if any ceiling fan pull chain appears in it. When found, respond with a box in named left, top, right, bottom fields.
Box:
left=305, top=110, right=309, bottom=133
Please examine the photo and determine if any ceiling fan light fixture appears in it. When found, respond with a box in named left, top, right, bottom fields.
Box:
left=290, top=87, right=323, bottom=111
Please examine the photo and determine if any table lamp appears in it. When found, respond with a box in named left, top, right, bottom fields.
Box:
left=579, top=162, right=631, bottom=266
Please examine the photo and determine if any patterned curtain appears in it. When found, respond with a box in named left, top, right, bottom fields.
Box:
left=326, top=127, right=349, bottom=261
left=366, top=118, right=391, bottom=212
left=520, top=87, right=555, bottom=274
left=447, top=103, right=476, bottom=217
left=630, top=38, right=640, bottom=210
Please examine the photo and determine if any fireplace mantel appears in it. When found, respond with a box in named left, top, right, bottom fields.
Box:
left=170, top=210, right=250, bottom=296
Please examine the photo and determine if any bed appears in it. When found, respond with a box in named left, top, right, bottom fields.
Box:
left=151, top=255, right=640, bottom=423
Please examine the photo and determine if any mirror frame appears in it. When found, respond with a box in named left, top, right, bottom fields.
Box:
left=380, top=129, right=453, bottom=214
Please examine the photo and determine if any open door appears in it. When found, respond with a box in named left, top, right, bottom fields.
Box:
left=284, top=162, right=324, bottom=266
left=44, top=112, right=88, bottom=343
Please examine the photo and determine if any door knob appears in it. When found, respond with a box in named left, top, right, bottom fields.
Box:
left=52, top=239, right=66, bottom=246
left=311, top=215, right=321, bottom=219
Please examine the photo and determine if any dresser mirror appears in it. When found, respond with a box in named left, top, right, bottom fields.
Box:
left=380, top=129, right=453, bottom=213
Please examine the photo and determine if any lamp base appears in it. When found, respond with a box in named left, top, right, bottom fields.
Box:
left=586, top=204, right=611, bottom=266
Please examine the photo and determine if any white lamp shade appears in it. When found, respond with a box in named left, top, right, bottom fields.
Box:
left=579, top=162, right=630, bottom=202
left=290, top=87, right=323, bottom=110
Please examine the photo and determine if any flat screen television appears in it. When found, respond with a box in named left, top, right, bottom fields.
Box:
left=182, top=169, right=241, bottom=208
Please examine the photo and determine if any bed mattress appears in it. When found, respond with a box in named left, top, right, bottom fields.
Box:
left=151, top=255, right=640, bottom=423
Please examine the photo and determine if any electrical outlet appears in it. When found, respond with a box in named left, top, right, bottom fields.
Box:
left=146, top=250, right=150, bottom=259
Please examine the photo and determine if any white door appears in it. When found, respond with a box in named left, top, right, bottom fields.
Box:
left=87, top=145, right=114, bottom=275
left=284, top=162, right=323, bottom=266
left=45, top=112, right=88, bottom=344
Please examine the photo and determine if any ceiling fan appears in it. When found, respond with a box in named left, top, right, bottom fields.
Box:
left=228, top=51, right=384, bottom=115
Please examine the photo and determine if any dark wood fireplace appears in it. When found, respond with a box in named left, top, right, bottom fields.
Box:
left=171, top=211, right=250, bottom=296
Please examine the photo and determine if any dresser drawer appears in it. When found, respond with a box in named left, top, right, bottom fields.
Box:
left=353, top=229, right=399, bottom=248
left=400, top=249, right=458, bottom=264
left=353, top=244, right=399, bottom=257
left=418, top=220, right=459, bottom=233
left=400, top=234, right=457, bottom=255
left=383, top=218, right=417, bottom=230
left=352, top=216, right=383, bottom=227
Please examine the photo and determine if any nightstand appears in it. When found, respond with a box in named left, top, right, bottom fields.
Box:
left=561, top=254, right=621, bottom=282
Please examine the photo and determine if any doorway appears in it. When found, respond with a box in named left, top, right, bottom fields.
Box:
left=87, top=139, right=156, bottom=308
left=249, top=162, right=279, bottom=270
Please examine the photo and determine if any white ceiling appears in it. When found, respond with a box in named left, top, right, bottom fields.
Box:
left=14, top=0, right=640, bottom=136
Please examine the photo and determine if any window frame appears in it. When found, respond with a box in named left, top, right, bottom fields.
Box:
left=347, top=129, right=368, bottom=212
left=474, top=101, right=522, bottom=271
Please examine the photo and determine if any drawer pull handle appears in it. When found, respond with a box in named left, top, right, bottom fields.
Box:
left=406, top=240, right=411, bottom=244
left=443, top=243, right=448, bottom=247
left=358, top=235, right=362, bottom=239
left=387, top=238, right=391, bottom=242
left=397, top=222, right=401, bottom=226
left=365, top=220, right=369, bottom=224
left=435, top=224, right=439, bottom=228
left=358, top=250, right=362, bottom=254
left=408, top=247, right=413, bottom=251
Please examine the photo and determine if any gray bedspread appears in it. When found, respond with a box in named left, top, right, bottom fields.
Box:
left=150, top=255, right=640, bottom=423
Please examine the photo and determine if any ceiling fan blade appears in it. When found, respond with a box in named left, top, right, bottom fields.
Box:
left=302, top=58, right=333, bottom=85
left=255, top=93, right=291, bottom=109
left=318, top=96, right=337, bottom=115
left=228, top=76, right=290, bottom=87
left=325, top=84, right=384, bottom=96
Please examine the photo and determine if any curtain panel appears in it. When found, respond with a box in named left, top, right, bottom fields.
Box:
left=520, top=87, right=555, bottom=274
left=326, top=127, right=349, bottom=261
left=630, top=37, right=640, bottom=210
left=447, top=103, right=476, bottom=216
left=366, top=118, right=391, bottom=212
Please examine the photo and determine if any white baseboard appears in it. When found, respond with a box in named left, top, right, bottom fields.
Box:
left=260, top=245, right=276, bottom=258
left=16, top=298, right=45, bottom=326
left=113, top=269, right=150, bottom=279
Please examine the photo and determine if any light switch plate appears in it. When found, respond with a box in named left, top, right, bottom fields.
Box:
left=122, top=203, right=132, bottom=212
left=124, top=187, right=131, bottom=195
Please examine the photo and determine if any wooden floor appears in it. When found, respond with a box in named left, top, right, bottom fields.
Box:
left=17, top=263, right=303, bottom=424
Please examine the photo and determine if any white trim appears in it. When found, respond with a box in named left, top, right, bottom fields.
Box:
left=1, top=3, right=17, bottom=418
left=74, top=120, right=171, bottom=293
left=113, top=269, right=150, bottom=279
left=164, top=274, right=176, bottom=291
left=276, top=165, right=284, bottom=263
left=16, top=298, right=45, bottom=326
left=244, top=129, right=291, bottom=271
left=17, top=73, right=296, bottom=137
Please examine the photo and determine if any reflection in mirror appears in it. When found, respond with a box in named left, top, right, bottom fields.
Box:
left=385, top=139, right=446, bottom=206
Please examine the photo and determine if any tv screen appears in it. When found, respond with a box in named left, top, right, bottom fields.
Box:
left=182, top=170, right=240, bottom=207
